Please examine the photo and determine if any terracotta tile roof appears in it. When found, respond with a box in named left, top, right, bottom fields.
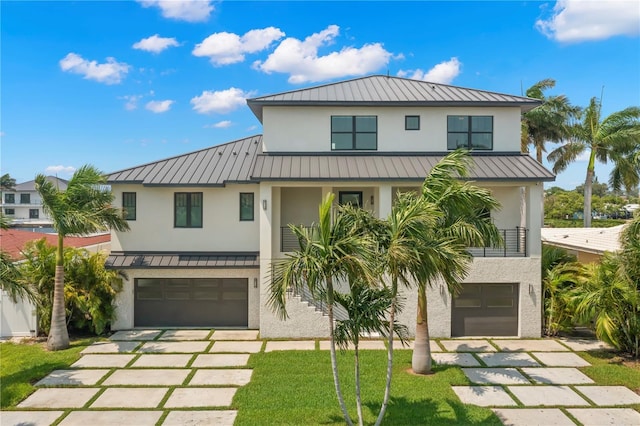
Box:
left=0, top=229, right=111, bottom=261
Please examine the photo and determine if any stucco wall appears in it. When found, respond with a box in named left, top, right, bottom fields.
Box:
left=112, top=268, right=260, bottom=330
left=111, top=183, right=260, bottom=252
left=262, top=106, right=522, bottom=153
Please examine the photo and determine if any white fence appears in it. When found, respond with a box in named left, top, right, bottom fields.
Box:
left=1, top=291, right=37, bottom=338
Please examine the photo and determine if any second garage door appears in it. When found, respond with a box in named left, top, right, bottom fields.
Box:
left=134, top=278, right=248, bottom=327
left=452, top=283, right=519, bottom=337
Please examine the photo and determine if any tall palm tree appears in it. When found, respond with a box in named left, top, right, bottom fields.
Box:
left=413, top=150, right=501, bottom=375
left=548, top=98, right=640, bottom=227
left=35, top=165, right=129, bottom=351
left=521, top=79, right=577, bottom=163
left=269, top=193, right=376, bottom=426
left=0, top=213, right=37, bottom=303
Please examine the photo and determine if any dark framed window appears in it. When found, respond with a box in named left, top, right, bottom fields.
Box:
left=339, top=191, right=363, bottom=208
left=20, top=193, right=30, bottom=204
left=123, top=192, right=136, bottom=221
left=240, top=193, right=254, bottom=221
left=405, top=115, right=420, bottom=130
left=447, top=116, right=493, bottom=150
left=29, top=209, right=39, bottom=219
left=331, top=116, right=377, bottom=150
left=4, top=208, right=15, bottom=215
left=175, top=192, right=203, bottom=228
left=4, top=193, right=15, bottom=203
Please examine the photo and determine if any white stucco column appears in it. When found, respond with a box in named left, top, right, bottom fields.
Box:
left=259, top=183, right=273, bottom=334
left=525, top=183, right=543, bottom=256
left=378, top=184, right=393, bottom=219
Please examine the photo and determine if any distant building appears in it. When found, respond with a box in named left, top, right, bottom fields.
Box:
left=1, top=176, right=68, bottom=227
left=541, top=225, right=624, bottom=263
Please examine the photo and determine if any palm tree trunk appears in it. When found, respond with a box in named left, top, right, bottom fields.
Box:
left=47, top=234, right=69, bottom=351
left=411, top=286, right=433, bottom=374
left=354, top=343, right=364, bottom=426
left=327, top=277, right=353, bottom=426
left=375, top=276, right=397, bottom=426
left=584, top=151, right=596, bottom=228
left=536, top=143, right=543, bottom=164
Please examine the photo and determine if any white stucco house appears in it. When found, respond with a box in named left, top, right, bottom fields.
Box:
left=106, top=75, right=554, bottom=338
left=1, top=176, right=68, bottom=228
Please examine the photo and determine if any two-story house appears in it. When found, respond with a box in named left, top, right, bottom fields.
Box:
left=1, top=176, right=68, bottom=228
left=106, top=75, right=554, bottom=338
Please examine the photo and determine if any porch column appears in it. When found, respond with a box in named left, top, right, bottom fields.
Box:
left=259, top=183, right=273, bottom=332
left=378, top=184, right=393, bottom=219
left=525, top=183, right=543, bottom=256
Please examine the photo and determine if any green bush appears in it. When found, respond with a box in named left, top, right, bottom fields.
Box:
left=19, top=238, right=124, bottom=335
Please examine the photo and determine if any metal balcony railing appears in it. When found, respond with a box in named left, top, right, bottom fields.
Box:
left=281, top=226, right=528, bottom=257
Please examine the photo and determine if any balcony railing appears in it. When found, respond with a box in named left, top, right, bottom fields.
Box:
left=282, top=226, right=528, bottom=257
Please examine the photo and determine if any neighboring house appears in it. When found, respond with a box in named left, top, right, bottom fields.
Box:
left=541, top=225, right=624, bottom=263
left=0, top=228, right=111, bottom=338
left=106, top=75, right=554, bottom=338
left=1, top=176, right=68, bottom=227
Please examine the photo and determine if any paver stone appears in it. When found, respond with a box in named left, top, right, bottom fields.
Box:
left=17, top=388, right=99, bottom=408
left=192, top=354, right=250, bottom=367
left=90, top=388, right=168, bottom=408
left=463, top=368, right=530, bottom=385
left=81, top=341, right=139, bottom=354
left=162, top=410, right=237, bottom=426
left=211, top=341, right=262, bottom=353
left=452, top=386, right=517, bottom=407
left=477, top=352, right=540, bottom=367
left=131, top=354, right=193, bottom=367
left=530, top=352, right=590, bottom=367
left=265, top=340, right=316, bottom=352
left=507, top=385, right=590, bottom=406
left=492, top=408, right=575, bottom=426
left=521, top=367, right=594, bottom=384
left=159, top=329, right=211, bottom=340
left=189, top=369, right=253, bottom=386
left=211, top=330, right=259, bottom=340
left=138, top=341, right=209, bottom=353
left=35, top=369, right=110, bottom=386
left=164, top=387, right=237, bottom=407
left=71, top=354, right=135, bottom=368
left=102, top=369, right=190, bottom=386
left=432, top=353, right=480, bottom=367
left=58, top=410, right=162, bottom=426
left=440, top=339, right=496, bottom=352
left=574, top=386, right=640, bottom=405
left=109, top=330, right=161, bottom=341
left=0, top=411, right=64, bottom=426
left=557, top=338, right=613, bottom=351
left=567, top=408, right=640, bottom=426
left=492, top=339, right=569, bottom=352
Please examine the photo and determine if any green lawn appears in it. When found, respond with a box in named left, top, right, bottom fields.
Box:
left=0, top=338, right=97, bottom=408
left=234, top=349, right=501, bottom=426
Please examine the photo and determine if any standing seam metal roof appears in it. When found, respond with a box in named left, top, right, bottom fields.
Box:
left=247, top=75, right=542, bottom=121
left=107, top=135, right=262, bottom=186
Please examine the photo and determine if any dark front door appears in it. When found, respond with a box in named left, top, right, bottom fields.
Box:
left=452, top=283, right=519, bottom=336
left=134, top=278, right=248, bottom=327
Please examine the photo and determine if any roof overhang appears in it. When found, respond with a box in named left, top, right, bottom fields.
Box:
left=105, top=252, right=260, bottom=269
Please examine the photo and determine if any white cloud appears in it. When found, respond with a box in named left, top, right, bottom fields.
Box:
left=133, top=34, right=180, bottom=53
left=45, top=165, right=76, bottom=176
left=536, top=0, right=640, bottom=43
left=59, top=53, right=129, bottom=84
left=193, top=27, right=285, bottom=65
left=204, top=120, right=233, bottom=128
left=120, top=95, right=142, bottom=111
left=190, top=88, right=252, bottom=114
left=145, top=100, right=174, bottom=113
left=137, top=0, right=213, bottom=22
left=397, top=57, right=461, bottom=84
left=254, top=25, right=392, bottom=84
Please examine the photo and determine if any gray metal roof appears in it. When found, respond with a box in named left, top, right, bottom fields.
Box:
left=247, top=75, right=542, bottom=121
left=106, top=135, right=262, bottom=186
left=10, top=176, right=68, bottom=192
left=105, top=252, right=260, bottom=269
left=252, top=153, right=555, bottom=182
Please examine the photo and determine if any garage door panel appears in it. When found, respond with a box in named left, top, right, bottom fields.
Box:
left=452, top=283, right=518, bottom=337
left=134, top=278, right=248, bottom=327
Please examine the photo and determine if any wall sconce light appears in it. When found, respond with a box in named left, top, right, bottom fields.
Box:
left=262, top=199, right=267, bottom=210
left=254, top=278, right=258, bottom=288
left=529, top=284, right=534, bottom=295
left=370, top=195, right=374, bottom=205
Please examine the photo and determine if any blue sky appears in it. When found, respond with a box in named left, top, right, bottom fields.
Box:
left=1, top=0, right=639, bottom=190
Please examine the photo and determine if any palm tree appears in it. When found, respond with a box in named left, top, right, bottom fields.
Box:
left=1, top=173, right=16, bottom=191
left=548, top=98, right=640, bottom=227
left=35, top=165, right=129, bottom=351
left=521, top=79, right=577, bottom=163
left=413, top=150, right=501, bottom=375
left=0, top=213, right=37, bottom=303
left=269, top=193, right=376, bottom=426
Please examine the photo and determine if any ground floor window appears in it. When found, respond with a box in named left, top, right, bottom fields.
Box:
left=452, top=283, right=519, bottom=336
left=29, top=209, right=39, bottom=219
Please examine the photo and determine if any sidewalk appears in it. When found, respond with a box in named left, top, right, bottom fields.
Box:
left=1, top=331, right=639, bottom=426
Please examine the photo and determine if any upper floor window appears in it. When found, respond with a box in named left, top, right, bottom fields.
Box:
left=20, top=193, right=30, bottom=204
left=29, top=209, right=39, bottom=219
left=405, top=115, right=420, bottom=130
left=447, top=116, right=493, bottom=150
left=123, top=192, right=136, bottom=221
left=175, top=192, right=202, bottom=228
left=240, top=192, right=254, bottom=221
left=4, top=193, right=15, bottom=204
left=331, top=116, right=377, bottom=150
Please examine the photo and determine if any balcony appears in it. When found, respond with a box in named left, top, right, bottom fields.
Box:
left=281, top=226, right=528, bottom=257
